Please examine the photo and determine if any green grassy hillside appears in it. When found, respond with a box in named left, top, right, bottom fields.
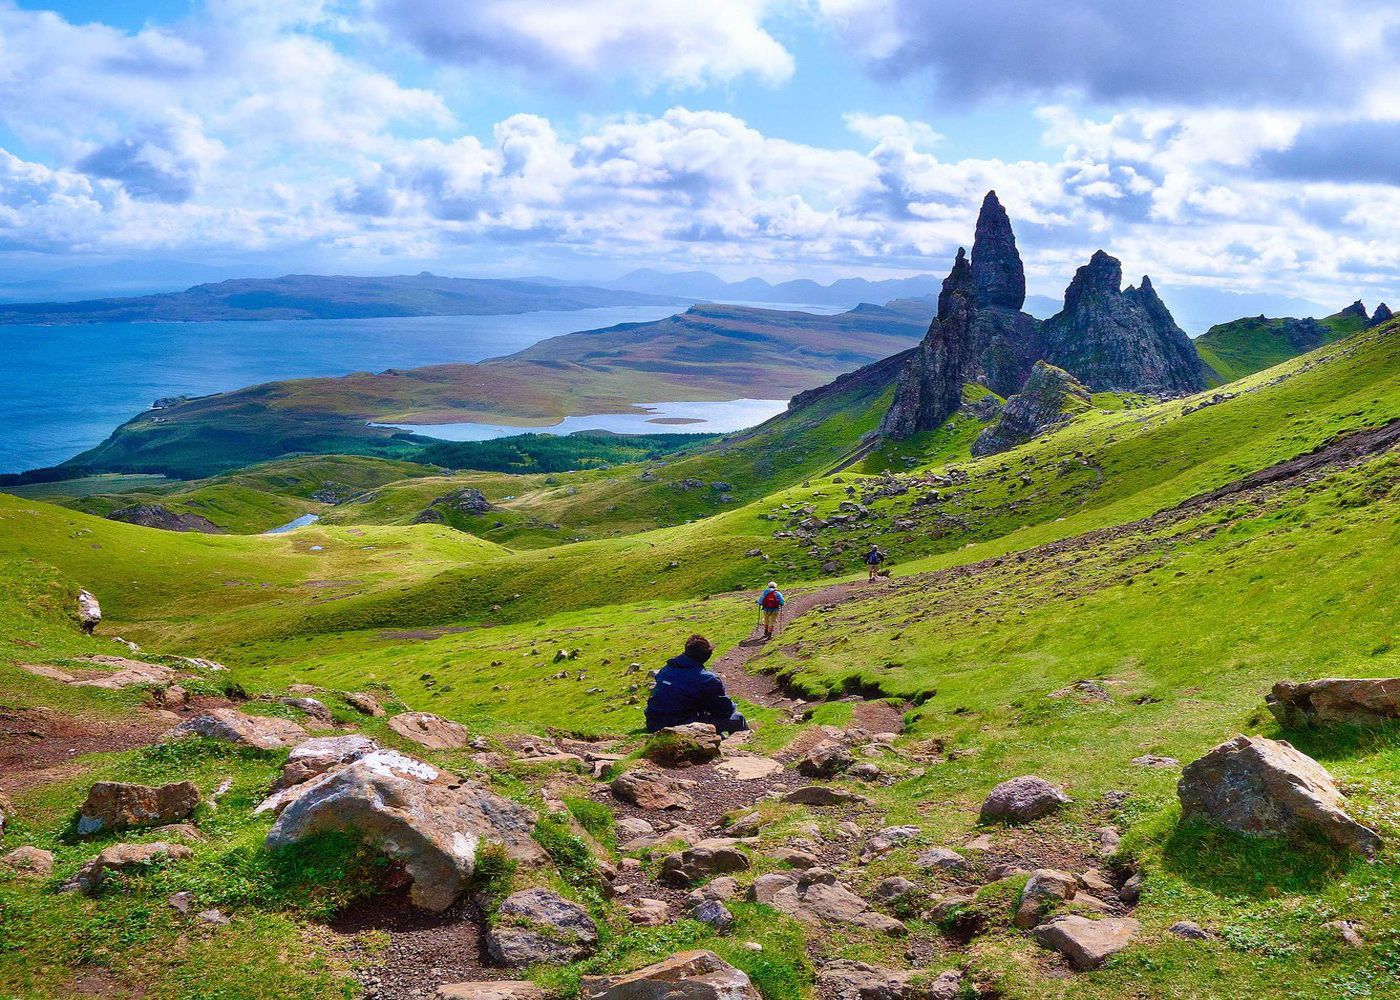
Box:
left=1194, top=305, right=1370, bottom=384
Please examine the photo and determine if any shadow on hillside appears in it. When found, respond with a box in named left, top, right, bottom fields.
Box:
left=1160, top=819, right=1358, bottom=900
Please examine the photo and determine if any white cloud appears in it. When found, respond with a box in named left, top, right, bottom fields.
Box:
left=369, top=0, right=796, bottom=88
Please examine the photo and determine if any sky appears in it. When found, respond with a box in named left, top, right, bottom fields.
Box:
left=2, top=0, right=1399, bottom=304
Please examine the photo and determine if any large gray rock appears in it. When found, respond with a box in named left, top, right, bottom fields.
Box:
left=750, top=868, right=904, bottom=935
left=1177, top=735, right=1381, bottom=855
left=266, top=751, right=544, bottom=911
left=77, top=780, right=200, bottom=835
left=979, top=776, right=1070, bottom=824
left=387, top=711, right=471, bottom=750
left=971, top=361, right=1091, bottom=457
left=1014, top=869, right=1077, bottom=929
left=1032, top=915, right=1140, bottom=970
left=971, top=190, right=1026, bottom=311
left=486, top=888, right=598, bottom=967
left=816, top=960, right=963, bottom=1000
left=881, top=248, right=974, bottom=440
left=581, top=951, right=758, bottom=1000
left=172, top=708, right=308, bottom=750
left=1266, top=678, right=1400, bottom=728
left=1040, top=252, right=1207, bottom=394
left=658, top=839, right=751, bottom=886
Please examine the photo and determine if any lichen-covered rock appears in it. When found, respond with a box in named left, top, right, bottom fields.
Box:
left=486, top=888, right=598, bottom=966
left=582, top=951, right=758, bottom=1000
left=266, top=752, right=544, bottom=911
left=77, top=780, right=200, bottom=835
left=387, top=711, right=471, bottom=750
left=658, top=839, right=751, bottom=886
left=1032, top=915, right=1140, bottom=970
left=1266, top=678, right=1400, bottom=728
left=67, top=841, right=194, bottom=894
left=798, top=742, right=854, bottom=778
left=1177, top=734, right=1380, bottom=855
left=172, top=708, right=308, bottom=750
left=972, top=361, right=1091, bottom=456
left=881, top=248, right=974, bottom=440
left=816, top=960, right=963, bottom=1000
left=979, top=776, right=1070, bottom=824
left=1040, top=252, right=1207, bottom=394
left=645, top=724, right=723, bottom=767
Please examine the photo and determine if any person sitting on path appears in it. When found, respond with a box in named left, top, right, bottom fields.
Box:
left=644, top=634, right=748, bottom=735
left=864, top=544, right=888, bottom=582
left=757, top=581, right=785, bottom=640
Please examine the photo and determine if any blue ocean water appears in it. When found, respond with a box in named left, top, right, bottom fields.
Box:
left=378, top=398, right=790, bottom=441
left=0, top=306, right=687, bottom=473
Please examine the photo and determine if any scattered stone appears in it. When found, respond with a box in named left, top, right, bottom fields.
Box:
left=266, top=752, right=543, bottom=912
left=985, top=863, right=1029, bottom=882
left=1032, top=915, right=1141, bottom=970
left=690, top=898, right=735, bottom=933
left=816, top=960, right=962, bottom=1000
left=1119, top=872, right=1143, bottom=905
left=768, top=846, right=820, bottom=869
left=616, top=817, right=655, bottom=840
left=436, top=982, right=544, bottom=1000
left=280, top=696, right=331, bottom=722
left=343, top=691, right=385, bottom=717
left=1015, top=869, right=1077, bottom=929
left=847, top=763, right=883, bottom=782
left=1077, top=869, right=1114, bottom=897
left=872, top=876, right=919, bottom=905
left=963, top=834, right=995, bottom=853
left=581, top=951, right=758, bottom=1000
left=750, top=868, right=905, bottom=935
left=172, top=708, right=308, bottom=750
left=77, top=780, right=200, bottom=835
left=1131, top=754, right=1180, bottom=769
left=646, top=723, right=723, bottom=766
left=915, top=847, right=967, bottom=871
left=860, top=825, right=921, bottom=862
left=168, top=890, right=194, bottom=913
left=798, top=742, right=854, bottom=779
left=1168, top=920, right=1210, bottom=940
left=1267, top=678, right=1400, bottom=728
left=387, top=711, right=471, bottom=750
left=979, top=775, right=1069, bottom=824
left=198, top=908, right=230, bottom=925
left=67, top=842, right=193, bottom=894
left=1178, top=735, right=1381, bottom=855
left=1092, top=826, right=1121, bottom=858
left=659, top=840, right=751, bottom=886
left=487, top=888, right=598, bottom=967
left=625, top=898, right=670, bottom=926
left=611, top=768, right=693, bottom=811
left=781, top=786, right=868, bottom=806
left=1, top=846, right=54, bottom=876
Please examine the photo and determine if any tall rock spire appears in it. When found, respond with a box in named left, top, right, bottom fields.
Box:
left=880, top=248, right=975, bottom=439
left=971, top=190, right=1026, bottom=310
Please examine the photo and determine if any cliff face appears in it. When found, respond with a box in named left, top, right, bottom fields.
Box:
left=966, top=191, right=1041, bottom=397
left=1371, top=303, right=1394, bottom=327
left=880, top=248, right=975, bottom=440
left=971, top=191, right=1026, bottom=311
left=1040, top=252, right=1208, bottom=394
left=971, top=361, right=1091, bottom=456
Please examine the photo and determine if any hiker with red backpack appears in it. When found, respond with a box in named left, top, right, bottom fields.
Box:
left=758, top=581, right=785, bottom=639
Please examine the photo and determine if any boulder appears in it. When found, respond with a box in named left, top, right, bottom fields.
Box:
left=1177, top=735, right=1381, bottom=856
left=750, top=869, right=904, bottom=935
left=611, top=768, right=693, bottom=810
left=266, top=752, right=543, bottom=912
left=388, top=711, right=471, bottom=750
left=486, top=888, right=598, bottom=967
left=280, top=696, right=332, bottom=722
left=1266, top=678, right=1400, bottom=728
left=1, top=846, right=55, bottom=876
left=781, top=785, right=868, bottom=807
left=816, top=960, right=963, bottom=1000
left=624, top=898, right=670, bottom=926
left=689, top=899, right=735, bottom=932
left=859, top=825, right=920, bottom=862
left=688, top=876, right=740, bottom=903
left=798, top=742, right=854, bottom=778
left=67, top=841, right=194, bottom=894
left=437, top=983, right=544, bottom=1000
left=978, top=776, right=1069, bottom=824
left=914, top=847, right=967, bottom=871
left=645, top=724, right=723, bottom=767
left=872, top=876, right=919, bottom=905
left=581, top=951, right=758, bottom=1000
left=172, top=708, right=308, bottom=750
left=1032, top=915, right=1140, bottom=970
left=77, top=780, right=200, bottom=835
left=768, top=846, right=820, bottom=869
left=343, top=691, right=385, bottom=717
left=78, top=588, right=102, bottom=633
left=659, top=840, right=751, bottom=886
left=1014, top=869, right=1077, bottom=929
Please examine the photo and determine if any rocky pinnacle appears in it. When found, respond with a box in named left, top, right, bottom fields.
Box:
left=971, top=190, right=1026, bottom=311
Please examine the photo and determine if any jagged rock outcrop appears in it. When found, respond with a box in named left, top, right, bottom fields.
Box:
left=106, top=503, right=224, bottom=534
left=414, top=488, right=492, bottom=525
left=1040, top=252, right=1207, bottom=394
left=1339, top=300, right=1369, bottom=322
left=1371, top=303, right=1394, bottom=327
left=880, top=249, right=975, bottom=440
left=971, top=190, right=1026, bottom=310
left=971, top=361, right=1090, bottom=456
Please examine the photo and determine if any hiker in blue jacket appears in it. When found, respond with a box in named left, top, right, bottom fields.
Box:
left=644, top=634, right=748, bottom=734
left=757, top=581, right=785, bottom=639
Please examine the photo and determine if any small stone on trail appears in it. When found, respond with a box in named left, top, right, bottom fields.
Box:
left=611, top=768, right=693, bottom=811
left=860, top=825, right=920, bottom=862
left=816, top=961, right=962, bottom=1000
left=798, top=742, right=854, bottom=778
left=914, top=847, right=967, bottom=871
left=715, top=756, right=782, bottom=780
left=659, top=840, right=751, bottom=886
left=625, top=898, right=670, bottom=926
left=1015, top=869, right=1077, bottom=929
left=781, top=785, right=868, bottom=806
left=436, top=982, right=544, bottom=1000
left=690, top=898, right=735, bottom=932
left=645, top=723, right=723, bottom=766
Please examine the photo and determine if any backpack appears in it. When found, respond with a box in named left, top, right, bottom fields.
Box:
left=761, top=590, right=781, bottom=609
left=865, top=549, right=885, bottom=564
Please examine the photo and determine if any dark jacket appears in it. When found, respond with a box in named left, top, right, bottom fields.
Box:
left=644, top=654, right=740, bottom=732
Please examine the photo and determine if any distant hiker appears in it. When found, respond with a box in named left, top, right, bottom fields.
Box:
left=758, top=581, right=785, bottom=639
left=864, top=545, right=887, bottom=582
left=645, top=634, right=748, bottom=735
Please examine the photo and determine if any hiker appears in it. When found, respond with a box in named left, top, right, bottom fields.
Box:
left=644, top=634, right=748, bottom=735
left=864, top=544, right=887, bottom=582
left=757, top=581, right=785, bottom=639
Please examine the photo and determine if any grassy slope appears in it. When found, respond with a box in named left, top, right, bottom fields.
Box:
left=1194, top=307, right=1368, bottom=385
